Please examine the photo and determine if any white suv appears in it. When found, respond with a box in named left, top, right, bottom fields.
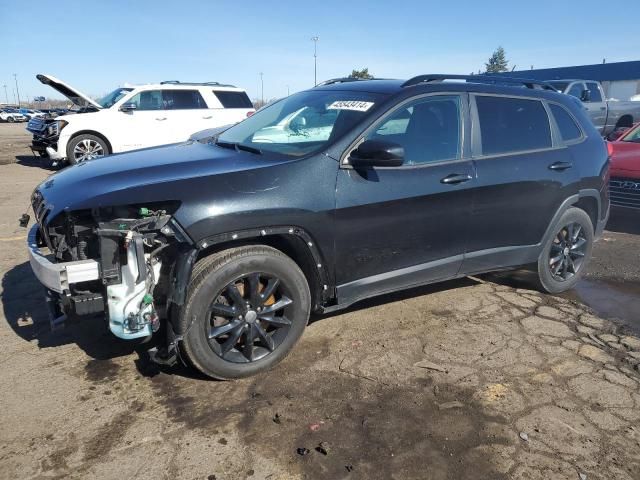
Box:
left=35, top=74, right=255, bottom=164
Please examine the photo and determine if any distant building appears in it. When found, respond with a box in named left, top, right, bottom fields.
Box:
left=507, top=61, right=640, bottom=100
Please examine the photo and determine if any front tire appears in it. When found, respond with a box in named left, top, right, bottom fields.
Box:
left=66, top=134, right=109, bottom=164
left=536, top=207, right=594, bottom=294
left=179, top=246, right=311, bottom=380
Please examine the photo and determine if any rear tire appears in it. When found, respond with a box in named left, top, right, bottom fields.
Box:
left=66, top=134, right=109, bottom=164
left=536, top=207, right=594, bottom=294
left=179, top=246, right=311, bottom=380
left=7, top=116, right=14, bottom=123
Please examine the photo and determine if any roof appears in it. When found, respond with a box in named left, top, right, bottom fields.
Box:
left=505, top=61, right=640, bottom=82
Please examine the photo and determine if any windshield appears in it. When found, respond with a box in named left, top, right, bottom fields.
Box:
left=549, top=82, right=569, bottom=93
left=621, top=124, right=640, bottom=143
left=97, top=87, right=134, bottom=108
left=217, top=90, right=387, bottom=157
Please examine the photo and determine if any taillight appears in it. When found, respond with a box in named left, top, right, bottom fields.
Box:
left=246, top=111, right=255, bottom=117
left=606, top=141, right=614, bottom=158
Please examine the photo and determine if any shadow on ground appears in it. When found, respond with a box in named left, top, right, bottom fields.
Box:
left=2, top=259, right=480, bottom=381
left=606, top=208, right=640, bottom=235
left=15, top=155, right=58, bottom=171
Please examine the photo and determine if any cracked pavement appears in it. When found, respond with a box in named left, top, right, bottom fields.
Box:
left=0, top=124, right=639, bottom=480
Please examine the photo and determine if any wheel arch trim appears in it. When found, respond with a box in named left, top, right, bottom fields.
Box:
left=168, top=225, right=331, bottom=310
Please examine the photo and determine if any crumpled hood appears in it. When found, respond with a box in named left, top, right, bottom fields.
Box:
left=35, top=141, right=289, bottom=223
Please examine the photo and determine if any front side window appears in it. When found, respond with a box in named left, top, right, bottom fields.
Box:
left=217, top=90, right=386, bottom=157
left=586, top=83, right=603, bottom=103
left=476, top=96, right=552, bottom=155
left=126, top=90, right=163, bottom=110
left=567, top=83, right=585, bottom=100
left=550, top=104, right=582, bottom=142
left=367, top=95, right=461, bottom=165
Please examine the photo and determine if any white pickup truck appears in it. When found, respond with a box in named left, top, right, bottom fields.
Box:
left=548, top=79, right=640, bottom=136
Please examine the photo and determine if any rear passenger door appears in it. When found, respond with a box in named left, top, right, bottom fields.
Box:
left=582, top=82, right=607, bottom=133
left=463, top=94, right=579, bottom=274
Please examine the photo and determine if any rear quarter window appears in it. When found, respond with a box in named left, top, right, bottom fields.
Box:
left=549, top=103, right=582, bottom=142
left=476, top=96, right=552, bottom=155
left=213, top=91, right=253, bottom=108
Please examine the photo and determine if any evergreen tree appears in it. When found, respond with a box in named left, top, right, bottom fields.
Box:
left=349, top=68, right=374, bottom=79
left=485, top=47, right=509, bottom=73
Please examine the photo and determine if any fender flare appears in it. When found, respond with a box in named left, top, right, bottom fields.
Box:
left=167, top=225, right=331, bottom=310
left=539, top=189, right=601, bottom=247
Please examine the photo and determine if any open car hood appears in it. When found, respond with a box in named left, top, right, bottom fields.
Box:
left=36, top=74, right=102, bottom=110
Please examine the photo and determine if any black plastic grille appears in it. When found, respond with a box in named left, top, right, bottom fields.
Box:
left=610, top=177, right=640, bottom=210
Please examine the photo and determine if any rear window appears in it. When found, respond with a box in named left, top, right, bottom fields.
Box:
left=476, top=96, right=552, bottom=155
left=213, top=90, right=253, bottom=108
left=549, top=104, right=582, bottom=142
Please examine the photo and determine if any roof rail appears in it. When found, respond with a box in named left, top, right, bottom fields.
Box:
left=401, top=74, right=557, bottom=91
left=314, top=77, right=370, bottom=87
left=159, top=80, right=237, bottom=87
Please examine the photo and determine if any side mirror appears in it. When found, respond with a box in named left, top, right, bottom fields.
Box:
left=120, top=102, right=137, bottom=112
left=348, top=139, right=404, bottom=168
left=580, top=89, right=591, bottom=102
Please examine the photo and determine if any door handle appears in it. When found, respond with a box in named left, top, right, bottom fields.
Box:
left=202, top=115, right=213, bottom=119
left=440, top=173, right=472, bottom=185
left=155, top=117, right=167, bottom=121
left=548, top=161, right=573, bottom=171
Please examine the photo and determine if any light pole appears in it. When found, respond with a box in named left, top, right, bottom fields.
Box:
left=2, top=85, right=7, bottom=104
left=286, top=85, right=290, bottom=96
left=259, top=72, right=264, bottom=105
left=13, top=73, right=21, bottom=107
left=311, top=36, right=319, bottom=86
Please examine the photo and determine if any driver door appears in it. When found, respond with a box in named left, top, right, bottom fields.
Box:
left=115, top=90, right=173, bottom=152
left=334, top=94, right=475, bottom=306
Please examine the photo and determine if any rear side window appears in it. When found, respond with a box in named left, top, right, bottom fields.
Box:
left=476, top=96, right=552, bottom=155
left=163, top=90, right=207, bottom=109
left=213, top=91, right=253, bottom=108
left=586, top=83, right=603, bottom=103
left=549, top=104, right=582, bottom=142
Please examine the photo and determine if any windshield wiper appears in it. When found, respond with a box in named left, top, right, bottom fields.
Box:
left=214, top=140, right=262, bottom=155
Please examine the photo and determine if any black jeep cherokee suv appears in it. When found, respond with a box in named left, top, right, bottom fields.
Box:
left=27, top=75, right=609, bottom=379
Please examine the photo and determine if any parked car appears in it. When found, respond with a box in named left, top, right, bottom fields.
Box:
left=29, top=74, right=255, bottom=165
left=26, top=75, right=609, bottom=379
left=18, top=108, right=45, bottom=120
left=608, top=122, right=640, bottom=210
left=0, top=109, right=27, bottom=122
left=548, top=80, right=640, bottom=136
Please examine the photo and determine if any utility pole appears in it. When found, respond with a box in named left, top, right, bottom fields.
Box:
left=2, top=85, right=7, bottom=104
left=13, top=73, right=21, bottom=107
left=286, top=85, right=290, bottom=96
left=259, top=72, right=264, bottom=105
left=311, top=36, right=319, bottom=86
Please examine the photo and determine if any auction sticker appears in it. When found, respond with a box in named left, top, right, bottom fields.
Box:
left=327, top=100, right=374, bottom=112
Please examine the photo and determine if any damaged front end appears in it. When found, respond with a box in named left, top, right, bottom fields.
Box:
left=28, top=194, right=192, bottom=343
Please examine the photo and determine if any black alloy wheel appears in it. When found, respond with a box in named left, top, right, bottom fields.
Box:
left=206, top=272, right=293, bottom=363
left=548, top=222, right=588, bottom=281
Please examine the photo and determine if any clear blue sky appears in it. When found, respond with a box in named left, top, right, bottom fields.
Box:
left=1, top=0, right=638, bottom=103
